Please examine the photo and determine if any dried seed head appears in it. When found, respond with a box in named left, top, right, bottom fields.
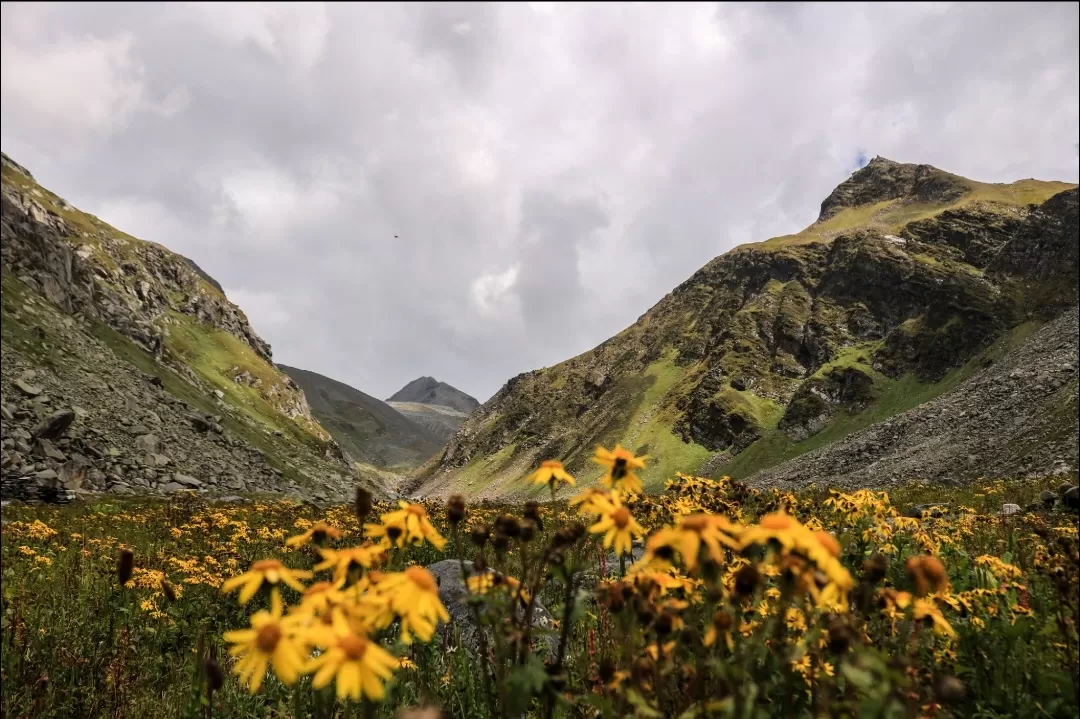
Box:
left=161, top=580, right=178, bottom=603
left=470, top=524, right=490, bottom=547
left=680, top=627, right=699, bottom=645
left=524, top=500, right=540, bottom=521
left=826, top=614, right=854, bottom=655
left=519, top=520, right=537, bottom=543
left=354, top=486, right=373, bottom=523
left=712, top=610, right=733, bottom=633
left=733, top=564, right=761, bottom=597
left=447, top=495, right=466, bottom=524
left=496, top=515, right=521, bottom=539
left=387, top=526, right=403, bottom=543
left=863, top=553, right=889, bottom=584
left=117, top=549, right=134, bottom=587
left=492, top=534, right=510, bottom=553
left=653, top=613, right=674, bottom=636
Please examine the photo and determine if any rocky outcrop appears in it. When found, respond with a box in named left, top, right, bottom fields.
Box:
left=818, top=157, right=969, bottom=222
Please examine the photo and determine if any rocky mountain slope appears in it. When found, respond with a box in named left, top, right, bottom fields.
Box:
left=280, top=365, right=442, bottom=470
left=386, top=376, right=480, bottom=441
left=747, top=305, right=1078, bottom=490
left=1, top=153, right=358, bottom=502
left=412, top=157, right=1078, bottom=499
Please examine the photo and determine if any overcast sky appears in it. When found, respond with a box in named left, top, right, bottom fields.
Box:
left=2, top=3, right=1077, bottom=402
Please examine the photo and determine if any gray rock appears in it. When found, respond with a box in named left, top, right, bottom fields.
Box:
left=1063, top=486, right=1079, bottom=512
left=0, top=405, right=14, bottom=421
left=134, top=434, right=161, bottom=454
left=999, top=503, right=1022, bottom=516
left=34, top=439, right=66, bottom=462
left=127, top=424, right=151, bottom=436
left=1040, top=490, right=1058, bottom=506
left=15, top=379, right=43, bottom=397
left=172, top=473, right=203, bottom=488
left=35, top=468, right=58, bottom=482
left=32, top=409, right=76, bottom=440
left=147, top=453, right=171, bottom=468
left=426, top=559, right=556, bottom=657
left=160, top=481, right=189, bottom=493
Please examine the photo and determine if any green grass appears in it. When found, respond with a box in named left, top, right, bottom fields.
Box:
left=745, top=176, right=1076, bottom=253
left=715, top=319, right=1046, bottom=480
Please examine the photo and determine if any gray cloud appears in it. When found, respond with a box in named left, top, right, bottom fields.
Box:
left=2, top=2, right=1077, bottom=401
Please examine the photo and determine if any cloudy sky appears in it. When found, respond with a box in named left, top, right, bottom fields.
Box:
left=2, top=2, right=1077, bottom=401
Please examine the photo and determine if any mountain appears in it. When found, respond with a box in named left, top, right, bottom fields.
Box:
left=410, top=157, right=1078, bottom=499
left=386, top=377, right=480, bottom=441
left=388, top=377, right=480, bottom=413
left=384, top=401, right=470, bottom=442
left=279, top=365, right=442, bottom=471
left=0, top=152, right=358, bottom=502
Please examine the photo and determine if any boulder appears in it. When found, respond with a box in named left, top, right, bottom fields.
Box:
left=1063, top=486, right=1079, bottom=512
left=425, top=559, right=556, bottom=657
left=15, top=379, right=42, bottom=397
left=134, top=434, right=162, bottom=454
left=32, top=409, right=75, bottom=440
left=999, top=503, right=1021, bottom=516
left=172, top=473, right=203, bottom=489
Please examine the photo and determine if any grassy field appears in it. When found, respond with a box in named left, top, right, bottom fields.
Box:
left=2, top=460, right=1077, bottom=719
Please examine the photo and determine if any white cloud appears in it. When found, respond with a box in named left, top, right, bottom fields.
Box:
left=0, top=31, right=144, bottom=140
left=471, top=266, right=520, bottom=318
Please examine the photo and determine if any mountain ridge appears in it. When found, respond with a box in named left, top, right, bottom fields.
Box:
left=410, top=158, right=1078, bottom=499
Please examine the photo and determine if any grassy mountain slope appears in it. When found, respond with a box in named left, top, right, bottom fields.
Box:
left=411, top=158, right=1077, bottom=499
left=280, top=365, right=442, bottom=471
left=1, top=153, right=359, bottom=500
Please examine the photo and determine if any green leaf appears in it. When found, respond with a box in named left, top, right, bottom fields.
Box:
left=505, top=655, right=547, bottom=716
left=626, top=688, right=664, bottom=718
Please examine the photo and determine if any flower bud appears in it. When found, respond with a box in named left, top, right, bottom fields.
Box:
left=447, top=495, right=466, bottom=525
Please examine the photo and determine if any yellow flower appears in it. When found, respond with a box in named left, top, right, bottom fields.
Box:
left=314, top=545, right=386, bottom=585
left=397, top=657, right=417, bottom=670
left=224, top=590, right=308, bottom=692
left=569, top=488, right=617, bottom=517
left=589, top=494, right=645, bottom=557
left=365, top=502, right=447, bottom=551
left=285, top=521, right=344, bottom=548
left=221, top=559, right=313, bottom=604
left=376, top=566, right=450, bottom=644
left=528, top=459, right=576, bottom=488
left=593, top=445, right=647, bottom=494
left=293, top=580, right=350, bottom=620
left=674, top=513, right=742, bottom=570
left=305, top=611, right=398, bottom=701
left=740, top=513, right=853, bottom=602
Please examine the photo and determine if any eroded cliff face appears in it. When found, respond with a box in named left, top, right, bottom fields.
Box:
left=412, top=159, right=1077, bottom=498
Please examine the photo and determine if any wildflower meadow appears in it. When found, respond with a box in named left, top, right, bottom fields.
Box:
left=2, top=446, right=1078, bottom=718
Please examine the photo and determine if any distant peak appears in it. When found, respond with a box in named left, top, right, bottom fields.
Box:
left=387, top=376, right=480, bottom=413
left=817, top=157, right=969, bottom=222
